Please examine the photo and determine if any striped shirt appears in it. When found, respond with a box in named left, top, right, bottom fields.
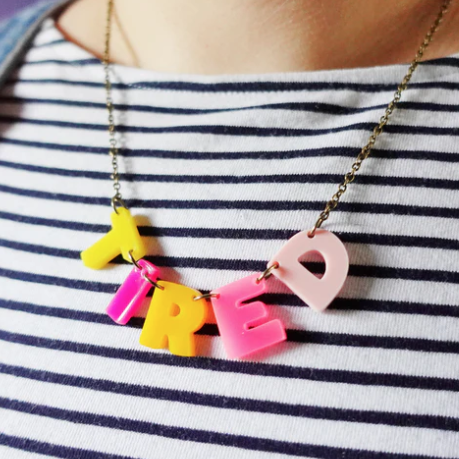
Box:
left=1, top=17, right=459, bottom=459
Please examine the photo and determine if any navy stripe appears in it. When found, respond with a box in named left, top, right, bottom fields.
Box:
left=2, top=183, right=459, bottom=219
left=1, top=115, right=459, bottom=137
left=289, top=330, right=459, bottom=354
left=4, top=94, right=459, bottom=115
left=421, top=57, right=459, bottom=68
left=151, top=257, right=459, bottom=285
left=2, top=209, right=459, bottom=252
left=1, top=363, right=458, bottom=432
left=0, top=299, right=118, bottom=324
left=3, top=292, right=459, bottom=321
left=331, top=297, right=459, bottom=317
left=2, top=95, right=387, bottom=115
left=2, top=328, right=459, bottom=394
left=19, top=55, right=459, bottom=70
left=1, top=397, right=450, bottom=459
left=2, top=136, right=458, bottom=163
left=192, top=323, right=459, bottom=356
left=0, top=433, right=136, bottom=459
left=2, top=298, right=459, bottom=354
left=24, top=58, right=101, bottom=65
left=0, top=210, right=100, bottom=231
left=0, top=238, right=78, bottom=259
left=2, top=158, right=459, bottom=190
left=6, top=77, right=459, bottom=93
left=2, top=238, right=459, bottom=285
left=0, top=136, right=108, bottom=155
left=32, top=38, right=67, bottom=48
left=157, top=324, right=459, bottom=354
left=0, top=267, right=117, bottom=293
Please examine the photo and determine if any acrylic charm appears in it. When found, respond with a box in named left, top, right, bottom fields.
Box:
left=81, top=207, right=146, bottom=269
left=106, top=259, right=161, bottom=325
left=268, top=229, right=348, bottom=312
left=210, top=273, right=286, bottom=359
left=140, top=281, right=207, bottom=357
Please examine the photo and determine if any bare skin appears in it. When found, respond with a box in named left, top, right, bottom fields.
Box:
left=56, top=0, right=459, bottom=74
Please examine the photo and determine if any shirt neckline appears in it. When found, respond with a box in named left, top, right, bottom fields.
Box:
left=44, top=18, right=459, bottom=85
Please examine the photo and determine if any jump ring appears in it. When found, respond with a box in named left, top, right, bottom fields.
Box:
left=111, top=196, right=127, bottom=214
left=256, top=262, right=279, bottom=283
left=193, top=292, right=219, bottom=301
left=308, top=225, right=318, bottom=238
left=128, top=250, right=141, bottom=269
left=143, top=274, right=165, bottom=290
left=128, top=251, right=165, bottom=290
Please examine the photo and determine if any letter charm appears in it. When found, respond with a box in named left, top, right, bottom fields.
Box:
left=140, top=281, right=207, bottom=357
left=268, top=229, right=348, bottom=311
left=210, top=273, right=286, bottom=359
left=81, top=207, right=146, bottom=269
left=106, top=259, right=161, bottom=325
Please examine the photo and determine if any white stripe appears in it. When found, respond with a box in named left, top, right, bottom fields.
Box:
left=3, top=142, right=459, bottom=184
left=0, top=408, right=277, bottom=459
left=2, top=164, right=459, bottom=211
left=1, top=372, right=458, bottom=456
left=2, top=306, right=459, bottom=380
left=2, top=189, right=459, bottom=245
left=2, top=339, right=458, bottom=418
left=4, top=98, right=459, bottom=131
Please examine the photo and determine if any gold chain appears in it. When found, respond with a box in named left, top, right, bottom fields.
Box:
left=309, top=0, right=452, bottom=236
left=102, top=0, right=452, bottom=221
left=103, top=0, right=125, bottom=212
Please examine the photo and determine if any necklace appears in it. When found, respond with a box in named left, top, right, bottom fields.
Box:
left=81, top=0, right=452, bottom=359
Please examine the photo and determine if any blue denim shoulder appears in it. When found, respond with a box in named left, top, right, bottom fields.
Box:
left=0, top=0, right=70, bottom=90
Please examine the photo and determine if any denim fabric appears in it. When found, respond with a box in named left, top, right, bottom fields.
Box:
left=0, top=0, right=70, bottom=89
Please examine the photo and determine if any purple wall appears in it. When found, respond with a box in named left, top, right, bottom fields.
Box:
left=0, top=0, right=45, bottom=20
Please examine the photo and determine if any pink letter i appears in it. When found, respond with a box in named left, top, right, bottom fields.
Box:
left=210, top=273, right=286, bottom=359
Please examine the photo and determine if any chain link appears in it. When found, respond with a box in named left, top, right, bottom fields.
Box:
left=308, top=0, right=452, bottom=237
left=103, top=0, right=125, bottom=212
left=102, top=0, right=452, bottom=222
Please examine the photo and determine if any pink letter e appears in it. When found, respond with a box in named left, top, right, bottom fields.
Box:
left=211, top=273, right=286, bottom=359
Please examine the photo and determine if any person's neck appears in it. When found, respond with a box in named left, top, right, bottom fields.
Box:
left=57, top=0, right=459, bottom=74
